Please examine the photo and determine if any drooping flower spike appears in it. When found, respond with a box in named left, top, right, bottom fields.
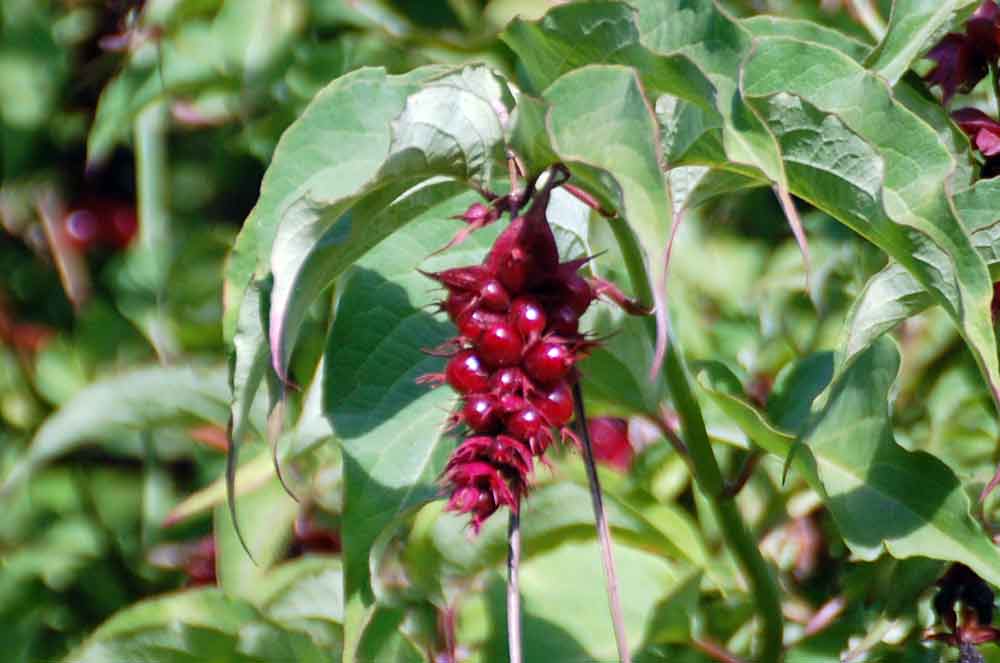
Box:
left=419, top=168, right=609, bottom=532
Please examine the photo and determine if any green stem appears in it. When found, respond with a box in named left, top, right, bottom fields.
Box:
left=134, top=102, right=180, bottom=362
left=608, top=218, right=784, bottom=661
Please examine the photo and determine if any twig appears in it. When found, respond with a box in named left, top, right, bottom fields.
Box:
left=507, top=509, right=523, bottom=663
left=724, top=449, right=763, bottom=498
left=36, top=190, right=91, bottom=311
left=845, top=0, right=886, bottom=41
left=773, top=185, right=816, bottom=309
left=573, top=381, right=632, bottom=663
left=693, top=637, right=751, bottom=663
left=611, top=220, right=784, bottom=662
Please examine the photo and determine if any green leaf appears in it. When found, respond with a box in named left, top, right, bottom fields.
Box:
left=267, top=64, right=511, bottom=379
left=2, top=365, right=229, bottom=494
left=801, top=338, right=1000, bottom=584
left=223, top=65, right=447, bottom=342
left=694, top=361, right=798, bottom=461
left=214, top=476, right=299, bottom=597
left=865, top=0, right=979, bottom=86
left=63, top=588, right=334, bottom=663
left=251, top=556, right=344, bottom=650
left=478, top=539, right=698, bottom=660
left=741, top=15, right=872, bottom=62
left=841, top=178, right=1000, bottom=368
left=742, top=37, right=1000, bottom=407
left=322, top=218, right=498, bottom=660
left=500, top=1, right=713, bottom=104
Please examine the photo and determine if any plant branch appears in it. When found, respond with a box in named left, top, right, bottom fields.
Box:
left=507, top=509, right=523, bottom=663
left=572, top=380, right=632, bottom=663
left=845, top=0, right=886, bottom=42
left=609, top=216, right=784, bottom=662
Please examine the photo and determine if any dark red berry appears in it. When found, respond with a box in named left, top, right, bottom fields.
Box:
left=507, top=406, right=544, bottom=441
left=446, top=351, right=490, bottom=393
left=478, top=322, right=524, bottom=367
left=480, top=279, right=510, bottom=312
left=464, top=394, right=500, bottom=432
left=510, top=296, right=547, bottom=339
left=445, top=290, right=475, bottom=323
left=548, top=303, right=579, bottom=335
left=457, top=308, right=504, bottom=342
left=491, top=367, right=527, bottom=393
left=534, top=382, right=574, bottom=426
left=64, top=209, right=100, bottom=251
left=524, top=341, right=573, bottom=384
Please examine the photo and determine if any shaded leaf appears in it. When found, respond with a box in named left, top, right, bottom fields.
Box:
left=268, top=65, right=511, bottom=379
left=743, top=37, right=1000, bottom=406
left=841, top=178, right=1000, bottom=367
left=2, top=365, right=229, bottom=494
left=865, top=0, right=979, bottom=86
left=799, top=338, right=1000, bottom=584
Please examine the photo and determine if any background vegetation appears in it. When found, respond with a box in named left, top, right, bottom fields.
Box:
left=5, top=1, right=1000, bottom=662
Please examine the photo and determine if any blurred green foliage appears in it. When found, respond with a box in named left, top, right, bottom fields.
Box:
left=2, top=1, right=998, bottom=662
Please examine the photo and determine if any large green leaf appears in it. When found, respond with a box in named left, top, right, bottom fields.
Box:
left=322, top=218, right=498, bottom=660
left=799, top=338, right=1000, bottom=584
left=702, top=340, right=1000, bottom=585
left=500, top=1, right=713, bottom=104
left=841, top=178, right=1000, bottom=368
left=63, top=588, right=333, bottom=663
left=223, top=65, right=447, bottom=341
left=267, top=65, right=511, bottom=379
left=742, top=37, right=1000, bottom=406
left=2, top=365, right=229, bottom=494
left=865, top=0, right=979, bottom=86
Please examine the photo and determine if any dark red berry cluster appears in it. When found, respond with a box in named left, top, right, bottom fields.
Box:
left=421, top=177, right=598, bottom=532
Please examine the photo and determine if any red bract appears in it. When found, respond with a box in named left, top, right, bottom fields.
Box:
left=419, top=173, right=606, bottom=531
left=969, top=1, right=1000, bottom=60
left=925, top=34, right=988, bottom=103
left=925, top=3, right=1000, bottom=103
left=953, top=107, right=1000, bottom=156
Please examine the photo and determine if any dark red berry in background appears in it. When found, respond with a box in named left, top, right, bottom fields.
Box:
left=64, top=201, right=139, bottom=252
left=446, top=350, right=490, bottom=393
left=64, top=209, right=101, bottom=251
left=480, top=279, right=510, bottom=311
left=478, top=322, right=524, bottom=367
left=533, top=381, right=574, bottom=426
left=524, top=341, right=573, bottom=384
left=510, top=296, right=546, bottom=339
left=464, top=394, right=500, bottom=432
left=103, top=203, right=138, bottom=249
left=587, top=417, right=634, bottom=472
